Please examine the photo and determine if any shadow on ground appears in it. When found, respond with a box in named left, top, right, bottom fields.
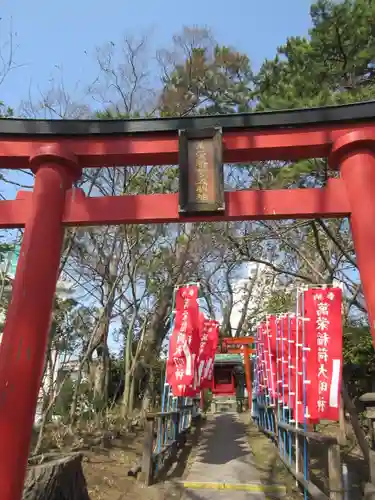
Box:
left=194, top=413, right=250, bottom=465
left=157, top=417, right=206, bottom=483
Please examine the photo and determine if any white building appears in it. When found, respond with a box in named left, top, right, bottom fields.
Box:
left=0, top=246, right=75, bottom=327
left=229, top=262, right=281, bottom=337
left=0, top=246, right=77, bottom=423
left=229, top=264, right=346, bottom=340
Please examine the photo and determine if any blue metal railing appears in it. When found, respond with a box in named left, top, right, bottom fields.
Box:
left=253, top=286, right=343, bottom=499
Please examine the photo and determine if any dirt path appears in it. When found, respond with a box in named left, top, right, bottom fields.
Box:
left=82, top=430, right=179, bottom=500
left=83, top=422, right=202, bottom=500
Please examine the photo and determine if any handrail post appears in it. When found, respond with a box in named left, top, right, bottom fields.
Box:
left=141, top=417, right=155, bottom=486
left=358, top=393, right=375, bottom=495
left=296, top=431, right=304, bottom=481
left=328, top=443, right=343, bottom=500
left=172, top=411, right=180, bottom=444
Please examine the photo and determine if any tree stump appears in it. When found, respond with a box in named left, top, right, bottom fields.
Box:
left=23, top=453, right=90, bottom=500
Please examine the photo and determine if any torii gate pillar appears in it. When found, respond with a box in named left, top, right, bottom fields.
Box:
left=0, top=146, right=81, bottom=500
left=330, top=131, right=375, bottom=345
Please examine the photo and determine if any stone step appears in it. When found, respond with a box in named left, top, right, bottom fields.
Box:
left=182, top=487, right=266, bottom=499
left=182, top=481, right=285, bottom=497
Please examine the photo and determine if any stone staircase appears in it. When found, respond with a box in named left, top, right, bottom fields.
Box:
left=211, top=395, right=237, bottom=413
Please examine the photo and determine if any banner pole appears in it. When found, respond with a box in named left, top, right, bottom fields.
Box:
left=281, top=314, right=287, bottom=459
left=301, top=288, right=309, bottom=500
left=287, top=313, right=293, bottom=466
left=295, top=290, right=300, bottom=485
left=157, top=286, right=177, bottom=469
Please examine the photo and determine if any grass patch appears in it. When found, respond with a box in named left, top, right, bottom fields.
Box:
left=242, top=416, right=302, bottom=499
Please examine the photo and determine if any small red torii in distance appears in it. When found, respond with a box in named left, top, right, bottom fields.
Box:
left=0, top=102, right=375, bottom=499
left=218, top=336, right=255, bottom=411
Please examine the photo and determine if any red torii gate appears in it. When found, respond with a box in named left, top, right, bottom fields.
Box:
left=219, top=336, right=255, bottom=410
left=0, top=102, right=375, bottom=499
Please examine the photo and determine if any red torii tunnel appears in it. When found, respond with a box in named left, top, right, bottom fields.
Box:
left=1, top=102, right=375, bottom=499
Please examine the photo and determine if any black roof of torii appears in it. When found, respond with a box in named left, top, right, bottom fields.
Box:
left=0, top=100, right=374, bottom=136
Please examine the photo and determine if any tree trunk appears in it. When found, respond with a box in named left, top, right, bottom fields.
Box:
left=129, top=372, right=135, bottom=413
left=122, top=369, right=132, bottom=418
left=121, top=315, right=136, bottom=418
left=69, top=368, right=84, bottom=427
left=142, top=370, right=154, bottom=414
left=93, top=344, right=110, bottom=418
left=93, top=304, right=113, bottom=415
left=23, top=453, right=90, bottom=500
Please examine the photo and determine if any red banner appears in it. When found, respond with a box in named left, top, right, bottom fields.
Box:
left=196, top=312, right=208, bottom=387
left=286, top=314, right=305, bottom=422
left=200, top=319, right=219, bottom=389
left=255, top=323, right=262, bottom=395
left=276, top=315, right=290, bottom=406
left=166, top=285, right=200, bottom=396
left=303, top=287, right=342, bottom=421
left=254, top=288, right=342, bottom=424
left=256, top=322, right=267, bottom=396
left=287, top=315, right=298, bottom=412
left=174, top=383, right=198, bottom=398
left=266, top=316, right=278, bottom=401
left=263, top=322, right=271, bottom=402
left=294, top=311, right=311, bottom=424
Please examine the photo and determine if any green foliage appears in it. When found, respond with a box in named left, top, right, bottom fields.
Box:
left=253, top=0, right=375, bottom=188
left=53, top=377, right=75, bottom=417
left=49, top=297, right=94, bottom=356
left=0, top=242, right=14, bottom=262
left=54, top=355, right=128, bottom=420
left=54, top=378, right=95, bottom=420
left=95, top=110, right=142, bottom=119
left=343, top=323, right=375, bottom=370
left=108, top=355, right=125, bottom=402
left=342, top=322, right=375, bottom=400
left=160, top=42, right=253, bottom=116
left=0, top=100, right=13, bottom=118
left=265, top=290, right=295, bottom=315
left=256, top=0, right=375, bottom=110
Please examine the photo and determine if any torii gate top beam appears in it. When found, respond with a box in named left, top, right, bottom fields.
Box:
left=0, top=101, right=375, bottom=168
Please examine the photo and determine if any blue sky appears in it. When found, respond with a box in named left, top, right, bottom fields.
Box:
left=1, top=0, right=314, bottom=112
